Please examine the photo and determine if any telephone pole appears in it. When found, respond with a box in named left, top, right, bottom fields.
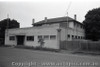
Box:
left=6, top=14, right=9, bottom=36
left=65, top=2, right=71, bottom=41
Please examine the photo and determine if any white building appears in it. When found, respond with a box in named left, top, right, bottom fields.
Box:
left=5, top=16, right=85, bottom=49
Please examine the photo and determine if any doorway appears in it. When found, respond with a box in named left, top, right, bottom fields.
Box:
left=16, top=35, right=25, bottom=45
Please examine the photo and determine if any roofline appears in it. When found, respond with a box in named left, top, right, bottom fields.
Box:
left=34, top=19, right=83, bottom=26
left=34, top=16, right=83, bottom=25
left=73, top=20, right=83, bottom=25
left=34, top=20, right=74, bottom=25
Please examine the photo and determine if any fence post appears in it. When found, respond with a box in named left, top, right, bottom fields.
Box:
left=80, top=41, right=81, bottom=50
left=87, top=41, right=89, bottom=51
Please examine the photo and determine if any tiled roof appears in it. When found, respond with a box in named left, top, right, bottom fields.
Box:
left=34, top=16, right=83, bottom=25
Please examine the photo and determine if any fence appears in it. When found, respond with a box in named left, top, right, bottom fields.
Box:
left=60, top=40, right=100, bottom=51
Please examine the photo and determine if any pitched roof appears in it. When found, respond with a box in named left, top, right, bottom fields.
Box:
left=34, top=16, right=83, bottom=25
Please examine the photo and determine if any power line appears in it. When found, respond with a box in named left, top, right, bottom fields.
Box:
left=64, top=2, right=72, bottom=16
left=67, top=2, right=72, bottom=12
left=65, top=2, right=72, bottom=40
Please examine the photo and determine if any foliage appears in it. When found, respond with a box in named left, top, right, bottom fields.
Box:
left=0, top=18, right=20, bottom=45
left=83, top=8, right=100, bottom=41
left=0, top=18, right=20, bottom=38
left=38, top=38, right=45, bottom=48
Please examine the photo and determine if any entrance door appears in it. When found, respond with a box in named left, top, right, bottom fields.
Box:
left=16, top=36, right=25, bottom=45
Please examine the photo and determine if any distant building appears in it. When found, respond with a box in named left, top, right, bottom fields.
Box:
left=5, top=16, right=84, bottom=49
left=0, top=18, right=20, bottom=45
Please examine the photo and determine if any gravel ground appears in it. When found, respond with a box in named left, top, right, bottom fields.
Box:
left=0, top=47, right=100, bottom=67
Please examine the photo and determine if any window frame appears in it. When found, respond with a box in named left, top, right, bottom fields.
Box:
left=9, top=36, right=15, bottom=41
left=50, top=35, right=56, bottom=40
left=38, top=35, right=42, bottom=39
left=27, top=36, right=34, bottom=41
left=72, top=35, right=74, bottom=39
left=67, top=34, right=70, bottom=38
left=44, top=35, right=49, bottom=40
left=75, top=36, right=77, bottom=39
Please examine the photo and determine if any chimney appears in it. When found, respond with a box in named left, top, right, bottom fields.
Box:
left=44, top=17, right=47, bottom=23
left=74, top=14, right=77, bottom=20
left=32, top=19, right=35, bottom=27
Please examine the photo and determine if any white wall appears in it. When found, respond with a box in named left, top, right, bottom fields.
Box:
left=60, top=28, right=66, bottom=41
left=5, top=35, right=17, bottom=46
left=5, top=24, right=60, bottom=49
left=69, top=22, right=74, bottom=28
left=59, top=22, right=85, bottom=41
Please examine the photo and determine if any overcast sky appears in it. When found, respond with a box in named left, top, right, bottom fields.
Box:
left=0, top=0, right=100, bottom=27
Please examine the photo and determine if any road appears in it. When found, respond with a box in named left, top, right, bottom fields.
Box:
left=0, top=47, right=100, bottom=67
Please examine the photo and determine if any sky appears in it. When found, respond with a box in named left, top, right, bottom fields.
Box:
left=0, top=0, right=100, bottom=27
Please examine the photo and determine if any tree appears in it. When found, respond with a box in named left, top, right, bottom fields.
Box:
left=0, top=18, right=20, bottom=45
left=83, top=8, right=100, bottom=41
left=38, top=38, right=45, bottom=48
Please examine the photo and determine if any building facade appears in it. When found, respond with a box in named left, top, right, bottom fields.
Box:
left=5, top=16, right=84, bottom=49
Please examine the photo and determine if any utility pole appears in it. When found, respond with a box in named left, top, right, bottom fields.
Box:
left=65, top=2, right=71, bottom=41
left=6, top=14, right=9, bottom=36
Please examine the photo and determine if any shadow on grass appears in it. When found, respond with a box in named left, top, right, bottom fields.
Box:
left=1, top=45, right=100, bottom=56
left=72, top=50, right=100, bottom=56
left=14, top=46, right=60, bottom=53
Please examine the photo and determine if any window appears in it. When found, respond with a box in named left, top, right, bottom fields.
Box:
left=81, top=36, right=83, bottom=39
left=27, top=36, right=34, bottom=41
left=69, top=22, right=74, bottom=28
left=9, top=36, right=15, bottom=40
left=83, top=37, right=84, bottom=39
left=75, top=36, right=77, bottom=39
left=72, top=35, right=74, bottom=39
left=78, top=36, right=80, bottom=39
left=44, top=35, right=49, bottom=40
left=50, top=35, right=56, bottom=39
left=38, top=35, right=42, bottom=39
left=67, top=34, right=70, bottom=38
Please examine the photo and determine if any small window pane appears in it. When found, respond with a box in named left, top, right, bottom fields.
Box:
left=72, top=35, right=74, bottom=39
left=27, top=36, right=34, bottom=41
left=9, top=36, right=15, bottom=40
left=44, top=35, right=49, bottom=40
left=50, top=35, right=56, bottom=39
left=72, top=35, right=74, bottom=37
left=78, top=36, right=80, bottom=39
left=75, top=36, right=77, bottom=39
left=67, top=34, right=70, bottom=38
left=38, top=35, right=42, bottom=39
